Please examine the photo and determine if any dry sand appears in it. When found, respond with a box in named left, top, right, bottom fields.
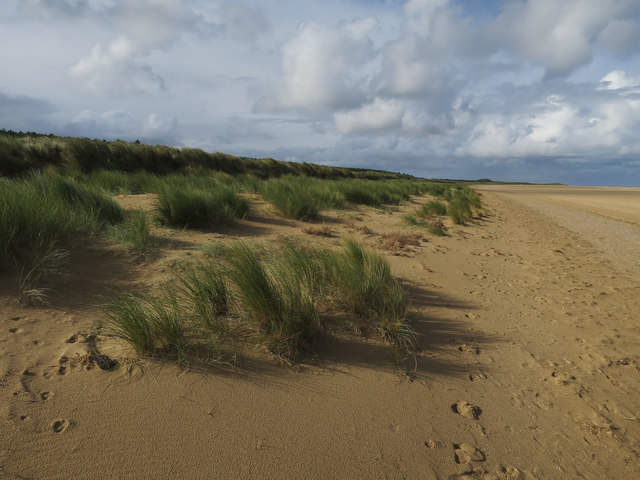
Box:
left=2, top=185, right=640, bottom=479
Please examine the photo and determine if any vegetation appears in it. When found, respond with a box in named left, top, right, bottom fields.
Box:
left=0, top=129, right=413, bottom=180
left=0, top=173, right=123, bottom=267
left=105, top=239, right=413, bottom=362
left=156, top=176, right=249, bottom=228
left=0, top=132, right=487, bottom=371
left=111, top=209, right=156, bottom=255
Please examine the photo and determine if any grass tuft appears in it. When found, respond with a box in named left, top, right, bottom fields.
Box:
left=111, top=209, right=156, bottom=255
left=17, top=240, right=69, bottom=305
left=156, top=176, right=249, bottom=228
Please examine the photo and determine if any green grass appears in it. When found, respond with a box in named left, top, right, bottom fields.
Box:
left=105, top=294, right=156, bottom=356
left=259, top=177, right=345, bottom=220
left=156, top=176, right=249, bottom=228
left=225, top=242, right=320, bottom=357
left=17, top=240, right=69, bottom=305
left=417, top=200, right=447, bottom=218
left=111, top=209, right=155, bottom=255
left=177, top=262, right=229, bottom=333
left=105, top=291, right=187, bottom=363
left=105, top=238, right=414, bottom=363
left=0, top=173, right=123, bottom=268
left=327, top=239, right=415, bottom=348
left=444, top=187, right=482, bottom=224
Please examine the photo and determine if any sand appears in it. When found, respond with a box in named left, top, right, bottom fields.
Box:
left=2, top=185, right=640, bottom=479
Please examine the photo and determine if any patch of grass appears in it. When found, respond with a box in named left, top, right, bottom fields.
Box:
left=417, top=200, right=447, bottom=218
left=177, top=262, right=229, bottom=333
left=105, top=238, right=414, bottom=364
left=0, top=173, right=123, bottom=268
left=17, top=240, right=69, bottom=305
left=45, top=175, right=124, bottom=225
left=380, top=232, right=423, bottom=252
left=111, top=209, right=156, bottom=255
left=445, top=187, right=482, bottom=225
left=302, top=225, right=334, bottom=237
left=259, top=177, right=344, bottom=220
left=156, top=177, right=249, bottom=228
left=328, top=239, right=415, bottom=348
left=225, top=242, right=320, bottom=357
left=105, top=294, right=156, bottom=356
left=105, top=291, right=187, bottom=363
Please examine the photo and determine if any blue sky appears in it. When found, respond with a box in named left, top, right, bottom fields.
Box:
left=1, top=0, right=639, bottom=185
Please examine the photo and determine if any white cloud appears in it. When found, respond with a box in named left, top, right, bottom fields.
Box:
left=493, top=0, right=640, bottom=77
left=334, top=97, right=404, bottom=133
left=260, top=17, right=377, bottom=111
left=599, top=70, right=640, bottom=90
left=68, top=36, right=165, bottom=95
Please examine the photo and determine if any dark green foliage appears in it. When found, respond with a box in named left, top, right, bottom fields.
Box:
left=0, top=130, right=416, bottom=180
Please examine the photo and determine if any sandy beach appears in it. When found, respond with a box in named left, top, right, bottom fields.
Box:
left=2, top=185, right=640, bottom=479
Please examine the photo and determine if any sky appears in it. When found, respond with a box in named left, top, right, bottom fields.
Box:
left=1, top=0, right=640, bottom=185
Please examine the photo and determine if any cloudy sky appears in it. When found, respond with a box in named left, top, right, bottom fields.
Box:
left=1, top=0, right=640, bottom=185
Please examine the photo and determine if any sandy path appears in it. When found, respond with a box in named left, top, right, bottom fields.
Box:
left=2, top=188, right=640, bottom=479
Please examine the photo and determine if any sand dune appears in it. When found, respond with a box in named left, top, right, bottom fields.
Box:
left=2, top=186, right=640, bottom=479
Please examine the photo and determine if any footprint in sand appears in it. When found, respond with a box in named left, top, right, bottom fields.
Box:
left=452, top=401, right=482, bottom=420
left=51, top=419, right=70, bottom=433
left=40, top=391, right=53, bottom=401
left=550, top=370, right=576, bottom=386
left=57, top=356, right=69, bottom=375
left=453, top=443, right=486, bottom=464
left=458, top=344, right=480, bottom=354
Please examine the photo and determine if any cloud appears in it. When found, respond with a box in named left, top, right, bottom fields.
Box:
left=19, top=0, right=114, bottom=18
left=334, top=97, right=404, bottom=133
left=599, top=70, right=640, bottom=91
left=0, top=90, right=57, bottom=131
left=68, top=35, right=166, bottom=96
left=457, top=84, right=640, bottom=159
left=492, top=0, right=640, bottom=78
left=259, top=17, right=377, bottom=111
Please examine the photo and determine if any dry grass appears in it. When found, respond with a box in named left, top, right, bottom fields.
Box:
left=302, top=225, right=335, bottom=237
left=380, top=233, right=423, bottom=254
left=344, top=223, right=374, bottom=235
